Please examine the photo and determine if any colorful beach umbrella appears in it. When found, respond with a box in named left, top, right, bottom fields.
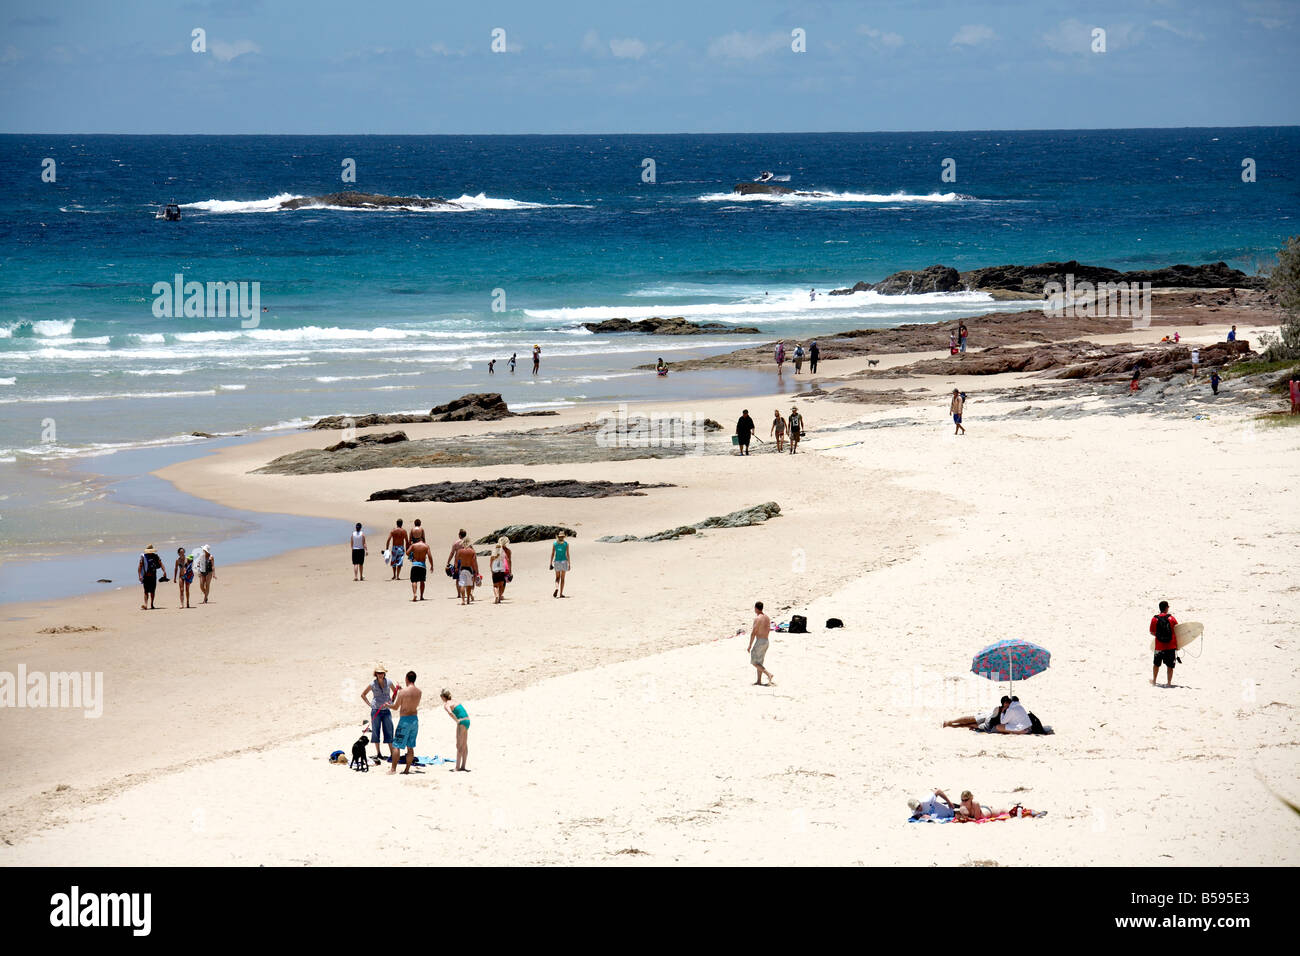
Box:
left=970, top=639, right=1051, bottom=694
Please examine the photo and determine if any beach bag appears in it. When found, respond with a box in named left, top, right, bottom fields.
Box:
left=1028, top=712, right=1045, bottom=735
left=445, top=562, right=456, bottom=578
left=144, top=552, right=161, bottom=574
left=825, top=617, right=843, bottom=629
left=789, top=615, right=807, bottom=634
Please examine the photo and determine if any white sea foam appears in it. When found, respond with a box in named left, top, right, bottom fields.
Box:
left=181, top=192, right=304, bottom=213
left=697, top=190, right=968, bottom=204
left=0, top=389, right=217, bottom=405
left=125, top=368, right=189, bottom=376
left=0, top=377, right=15, bottom=386
left=181, top=192, right=587, bottom=214
left=130, top=333, right=167, bottom=344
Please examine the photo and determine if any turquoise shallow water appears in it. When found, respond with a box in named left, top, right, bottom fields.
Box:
left=0, top=129, right=1296, bottom=582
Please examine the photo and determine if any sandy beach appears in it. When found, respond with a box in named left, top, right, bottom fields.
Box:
left=2, top=312, right=1297, bottom=867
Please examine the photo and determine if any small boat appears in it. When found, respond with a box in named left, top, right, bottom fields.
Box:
left=156, top=203, right=182, bottom=221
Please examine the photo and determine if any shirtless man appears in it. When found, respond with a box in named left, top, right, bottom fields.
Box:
left=385, top=671, right=422, bottom=775
left=446, top=529, right=468, bottom=596
left=384, top=519, right=408, bottom=581
left=950, top=389, right=966, bottom=435
left=456, top=536, right=480, bottom=605
left=747, top=601, right=775, bottom=686
left=407, top=538, right=432, bottom=601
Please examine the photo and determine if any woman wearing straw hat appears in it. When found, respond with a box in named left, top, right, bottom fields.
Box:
left=361, top=664, right=397, bottom=765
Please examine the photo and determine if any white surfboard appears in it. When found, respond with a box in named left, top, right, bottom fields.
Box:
left=1151, top=620, right=1203, bottom=651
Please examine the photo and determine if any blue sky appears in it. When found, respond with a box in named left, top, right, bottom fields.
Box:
left=2, top=0, right=1297, bottom=133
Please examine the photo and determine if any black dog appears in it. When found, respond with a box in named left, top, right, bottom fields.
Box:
left=350, top=734, right=370, bottom=772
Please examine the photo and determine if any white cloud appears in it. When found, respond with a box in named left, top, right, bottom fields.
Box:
left=951, top=24, right=995, bottom=47
left=858, top=25, right=904, bottom=48
left=581, top=29, right=602, bottom=54
left=1151, top=19, right=1205, bottom=41
left=707, top=31, right=787, bottom=59
left=609, top=37, right=647, bottom=60
left=210, top=38, right=259, bottom=62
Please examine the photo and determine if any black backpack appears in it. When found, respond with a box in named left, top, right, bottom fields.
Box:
left=1154, top=614, right=1174, bottom=645
left=789, top=615, right=807, bottom=634
left=1028, top=711, right=1045, bottom=735
left=144, top=552, right=161, bottom=574
left=825, top=618, right=844, bottom=629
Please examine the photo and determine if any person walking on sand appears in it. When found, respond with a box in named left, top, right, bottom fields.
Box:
left=959, top=322, right=969, bottom=354
left=350, top=522, right=367, bottom=581
left=384, top=518, right=408, bottom=581
left=441, top=689, right=471, bottom=771
left=446, top=528, right=468, bottom=596
left=455, top=534, right=479, bottom=605
left=173, top=547, right=193, bottom=609
left=748, top=601, right=775, bottom=686
left=1210, top=368, right=1221, bottom=395
left=550, top=530, right=571, bottom=598
left=408, top=518, right=426, bottom=548
left=787, top=405, right=804, bottom=454
left=808, top=339, right=819, bottom=374
left=736, top=408, right=755, bottom=456
left=407, top=537, right=431, bottom=601
left=775, top=340, right=785, bottom=374
left=194, top=544, right=215, bottom=603
left=386, top=671, right=421, bottom=775
left=532, top=344, right=541, bottom=375
left=361, top=664, right=397, bottom=765
left=1150, top=599, right=1179, bottom=688
left=490, top=541, right=509, bottom=603
left=950, top=389, right=966, bottom=435
left=138, top=544, right=161, bottom=610
left=771, top=409, right=786, bottom=452
left=793, top=343, right=804, bottom=374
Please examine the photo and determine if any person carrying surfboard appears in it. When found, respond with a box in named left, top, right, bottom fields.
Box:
left=1150, top=600, right=1179, bottom=687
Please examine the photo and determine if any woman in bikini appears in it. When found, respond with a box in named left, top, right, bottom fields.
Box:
left=771, top=409, right=786, bottom=452
left=440, top=689, right=470, bottom=771
left=955, top=790, right=1004, bottom=822
left=174, top=547, right=193, bottom=609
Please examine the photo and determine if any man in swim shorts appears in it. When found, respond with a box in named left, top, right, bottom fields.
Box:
left=1150, top=599, right=1179, bottom=687
left=384, top=518, right=408, bottom=581
left=446, top=529, right=468, bottom=597
left=386, top=670, right=422, bottom=775
left=408, top=539, right=431, bottom=601
left=950, top=389, right=965, bottom=435
left=456, top=535, right=479, bottom=604
left=747, top=601, right=775, bottom=686
left=361, top=664, right=396, bottom=764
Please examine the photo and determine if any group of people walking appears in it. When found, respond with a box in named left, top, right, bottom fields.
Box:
left=350, top=520, right=573, bottom=602
left=774, top=339, right=819, bottom=375
left=137, top=543, right=214, bottom=610
left=734, top=406, right=806, bottom=455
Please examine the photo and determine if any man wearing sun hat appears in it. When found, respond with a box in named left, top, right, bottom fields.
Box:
left=137, top=544, right=161, bottom=610
left=361, top=663, right=397, bottom=764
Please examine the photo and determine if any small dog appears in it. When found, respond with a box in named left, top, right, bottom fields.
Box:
left=867, top=359, right=880, bottom=367
left=350, top=734, right=370, bottom=772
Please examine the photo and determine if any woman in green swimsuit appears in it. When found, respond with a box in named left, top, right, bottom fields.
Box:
left=440, top=688, right=470, bottom=772
left=550, top=530, right=571, bottom=598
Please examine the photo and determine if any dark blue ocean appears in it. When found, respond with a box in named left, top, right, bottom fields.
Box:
left=0, top=128, right=1297, bottom=559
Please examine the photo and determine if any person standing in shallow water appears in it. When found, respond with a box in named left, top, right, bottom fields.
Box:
left=808, top=339, right=819, bottom=374
left=509, top=352, right=517, bottom=374
left=550, top=530, right=571, bottom=598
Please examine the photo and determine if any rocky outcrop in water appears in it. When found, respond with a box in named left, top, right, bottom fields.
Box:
left=582, top=317, right=760, bottom=335
left=279, top=191, right=458, bottom=210
left=368, top=478, right=674, bottom=503
left=831, top=261, right=1266, bottom=297
left=732, top=183, right=831, bottom=197
left=474, top=525, right=575, bottom=545
left=597, top=502, right=781, bottom=542
left=310, top=393, right=556, bottom=430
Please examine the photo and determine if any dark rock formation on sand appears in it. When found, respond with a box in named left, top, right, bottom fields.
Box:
left=831, top=261, right=1265, bottom=297
left=310, top=393, right=556, bottom=430
left=474, top=525, right=575, bottom=545
left=325, top=430, right=408, bottom=452
left=278, top=191, right=458, bottom=211
left=582, top=317, right=761, bottom=335
left=878, top=339, right=1253, bottom=379
left=369, top=478, right=674, bottom=504
left=597, top=502, right=781, bottom=543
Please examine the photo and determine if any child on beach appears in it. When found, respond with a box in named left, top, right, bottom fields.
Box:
left=174, top=547, right=193, bottom=609
left=440, top=689, right=470, bottom=771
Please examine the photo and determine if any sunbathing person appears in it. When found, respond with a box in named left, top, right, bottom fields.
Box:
left=954, top=790, right=1005, bottom=822
left=943, top=696, right=1009, bottom=731
left=994, top=697, right=1034, bottom=734
left=907, top=789, right=957, bottom=821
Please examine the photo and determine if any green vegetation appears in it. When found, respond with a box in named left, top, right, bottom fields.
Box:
left=1262, top=235, right=1300, bottom=361
left=1221, top=359, right=1300, bottom=381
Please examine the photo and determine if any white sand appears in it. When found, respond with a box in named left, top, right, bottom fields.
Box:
left=2, top=338, right=1297, bottom=865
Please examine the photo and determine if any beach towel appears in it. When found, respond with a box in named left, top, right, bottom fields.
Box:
left=907, top=815, right=954, bottom=824
left=414, top=755, right=456, bottom=767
